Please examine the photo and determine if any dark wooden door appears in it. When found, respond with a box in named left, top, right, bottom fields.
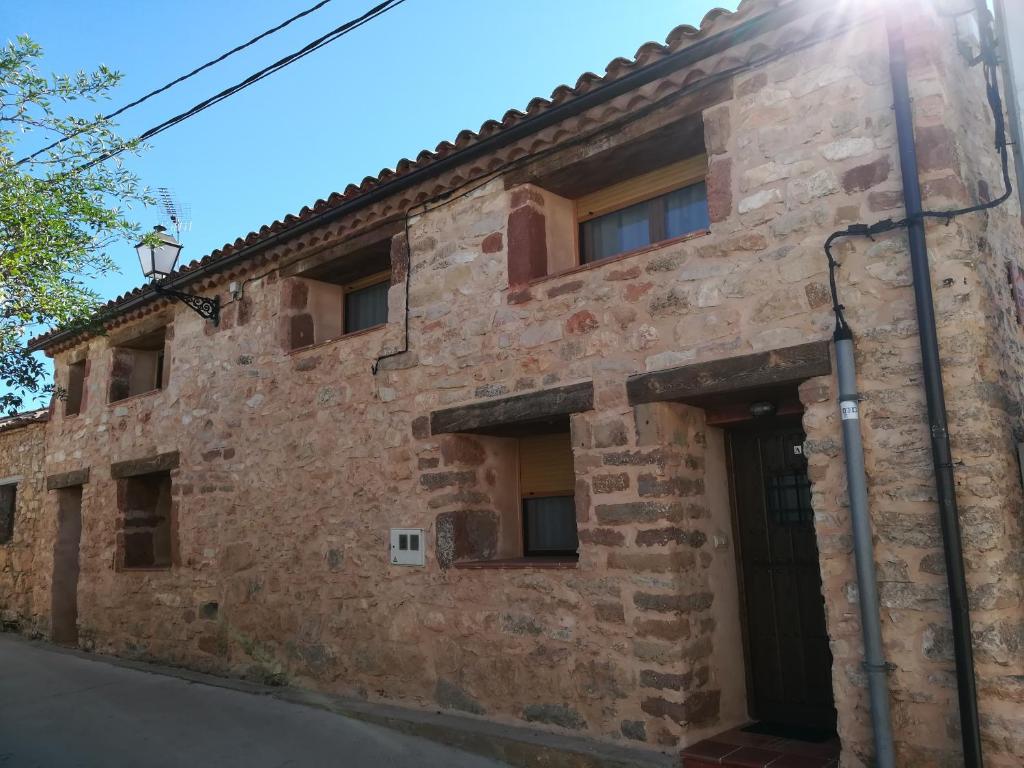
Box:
left=729, top=421, right=836, bottom=729
left=51, top=485, right=82, bottom=646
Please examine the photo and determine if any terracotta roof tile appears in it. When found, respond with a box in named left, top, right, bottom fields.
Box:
left=0, top=408, right=48, bottom=433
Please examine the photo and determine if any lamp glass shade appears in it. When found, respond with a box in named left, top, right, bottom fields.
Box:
left=136, top=226, right=182, bottom=278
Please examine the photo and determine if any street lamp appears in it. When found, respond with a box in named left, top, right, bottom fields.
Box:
left=136, top=224, right=182, bottom=279
left=136, top=225, right=219, bottom=325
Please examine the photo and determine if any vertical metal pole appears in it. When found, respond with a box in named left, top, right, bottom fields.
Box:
left=886, top=11, right=984, bottom=767
left=834, top=329, right=896, bottom=768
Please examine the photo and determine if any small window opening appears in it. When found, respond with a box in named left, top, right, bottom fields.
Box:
left=286, top=239, right=391, bottom=351
left=578, top=157, right=709, bottom=264
left=765, top=470, right=814, bottom=526
left=519, top=431, right=578, bottom=556
left=65, top=360, right=86, bottom=416
left=0, top=483, right=16, bottom=544
left=109, top=327, right=168, bottom=402
left=344, top=272, right=390, bottom=334
left=118, top=471, right=173, bottom=569
left=505, top=117, right=708, bottom=280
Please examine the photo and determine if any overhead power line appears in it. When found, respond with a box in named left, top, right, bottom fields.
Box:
left=43, top=0, right=408, bottom=175
left=16, top=0, right=339, bottom=167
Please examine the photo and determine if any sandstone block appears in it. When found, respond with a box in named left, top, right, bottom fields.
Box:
left=595, top=501, right=685, bottom=526
left=633, top=591, right=714, bottom=614
left=522, top=703, right=586, bottom=730
left=592, top=473, right=629, bottom=494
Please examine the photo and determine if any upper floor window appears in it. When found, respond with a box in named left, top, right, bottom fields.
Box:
left=576, top=156, right=709, bottom=264
left=285, top=238, right=392, bottom=352
left=504, top=135, right=710, bottom=286
left=65, top=359, right=86, bottom=416
left=109, top=326, right=167, bottom=403
left=343, top=271, right=390, bottom=335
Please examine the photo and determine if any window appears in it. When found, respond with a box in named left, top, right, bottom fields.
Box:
left=118, top=471, right=172, bottom=569
left=427, top=383, right=592, bottom=566
left=65, top=360, right=86, bottom=416
left=577, top=157, right=709, bottom=264
left=109, top=327, right=167, bottom=402
left=343, top=271, right=390, bottom=334
left=766, top=470, right=814, bottom=526
left=0, top=483, right=16, bottom=544
left=519, top=432, right=578, bottom=556
left=284, top=239, right=392, bottom=351
left=504, top=117, right=709, bottom=283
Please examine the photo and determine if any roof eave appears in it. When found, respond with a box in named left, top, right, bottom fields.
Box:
left=30, top=0, right=803, bottom=354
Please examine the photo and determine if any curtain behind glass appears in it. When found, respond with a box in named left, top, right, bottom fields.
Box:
left=580, top=181, right=709, bottom=264
left=345, top=280, right=389, bottom=333
left=664, top=182, right=709, bottom=238
left=523, top=495, right=578, bottom=554
left=581, top=199, right=652, bottom=263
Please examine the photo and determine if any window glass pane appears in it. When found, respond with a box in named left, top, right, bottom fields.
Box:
left=524, top=496, right=578, bottom=554
left=344, top=280, right=389, bottom=333
left=664, top=182, right=710, bottom=238
left=581, top=199, right=652, bottom=263
left=765, top=471, right=814, bottom=526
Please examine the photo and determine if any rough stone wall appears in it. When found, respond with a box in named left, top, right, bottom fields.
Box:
left=910, top=4, right=1024, bottom=765
left=22, top=2, right=1024, bottom=764
left=0, top=421, right=49, bottom=634
left=795, top=5, right=1024, bottom=767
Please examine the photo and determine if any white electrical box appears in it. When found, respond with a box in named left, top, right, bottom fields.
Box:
left=390, top=528, right=425, bottom=566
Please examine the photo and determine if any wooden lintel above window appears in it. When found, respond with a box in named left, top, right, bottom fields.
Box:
left=344, top=270, right=390, bottom=293
left=430, top=381, right=593, bottom=436
left=46, top=468, right=90, bottom=490
left=503, top=96, right=719, bottom=197
left=281, top=219, right=402, bottom=280
left=110, top=451, right=180, bottom=479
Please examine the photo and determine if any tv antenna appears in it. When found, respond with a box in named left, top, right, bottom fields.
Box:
left=156, top=187, right=192, bottom=239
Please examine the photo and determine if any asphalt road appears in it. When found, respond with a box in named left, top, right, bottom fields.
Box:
left=0, top=634, right=505, bottom=768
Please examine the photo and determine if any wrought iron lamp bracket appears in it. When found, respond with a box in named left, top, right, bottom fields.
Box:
left=153, top=283, right=220, bottom=325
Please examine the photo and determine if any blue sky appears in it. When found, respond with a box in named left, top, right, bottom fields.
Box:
left=6, top=0, right=737, bottom=405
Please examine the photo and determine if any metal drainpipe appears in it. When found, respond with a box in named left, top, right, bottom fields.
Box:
left=833, top=327, right=896, bottom=768
left=993, top=0, right=1024, bottom=211
left=885, top=10, right=984, bottom=767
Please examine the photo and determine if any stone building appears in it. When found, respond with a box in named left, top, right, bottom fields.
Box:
left=3, top=0, right=1024, bottom=765
left=0, top=410, right=48, bottom=636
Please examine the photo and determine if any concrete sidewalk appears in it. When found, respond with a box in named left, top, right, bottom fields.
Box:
left=0, top=633, right=507, bottom=768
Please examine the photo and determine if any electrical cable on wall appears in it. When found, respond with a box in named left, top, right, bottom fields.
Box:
left=821, top=11, right=1012, bottom=763
left=15, top=0, right=339, bottom=167
left=823, top=3, right=1013, bottom=333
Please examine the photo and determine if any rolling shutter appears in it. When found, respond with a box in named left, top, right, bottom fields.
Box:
left=519, top=432, right=574, bottom=497
left=575, top=154, right=708, bottom=222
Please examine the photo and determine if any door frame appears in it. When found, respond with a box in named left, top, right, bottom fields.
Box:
left=51, top=484, right=84, bottom=646
left=724, top=413, right=832, bottom=726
